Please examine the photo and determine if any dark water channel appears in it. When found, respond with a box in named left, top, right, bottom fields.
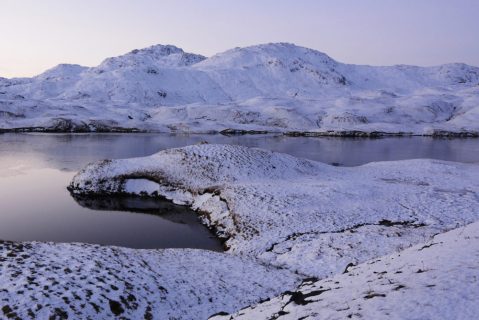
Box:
left=0, top=133, right=478, bottom=249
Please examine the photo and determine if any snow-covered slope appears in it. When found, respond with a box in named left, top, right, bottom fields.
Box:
left=1, top=43, right=479, bottom=135
left=213, top=220, right=479, bottom=320
left=69, top=144, right=479, bottom=278
left=3, top=144, right=479, bottom=319
left=0, top=243, right=299, bottom=319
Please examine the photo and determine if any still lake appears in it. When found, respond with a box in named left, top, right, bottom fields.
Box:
left=1, top=133, right=478, bottom=249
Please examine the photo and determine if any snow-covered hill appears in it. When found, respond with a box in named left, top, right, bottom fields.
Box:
left=69, top=144, right=479, bottom=278
left=213, top=220, right=479, bottom=320
left=1, top=43, right=479, bottom=135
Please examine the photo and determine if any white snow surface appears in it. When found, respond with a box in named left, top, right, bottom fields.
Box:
left=2, top=143, right=479, bottom=319
left=1, top=43, right=479, bottom=134
left=0, top=243, right=299, bottom=319
left=212, top=220, right=479, bottom=320
left=70, top=144, right=479, bottom=278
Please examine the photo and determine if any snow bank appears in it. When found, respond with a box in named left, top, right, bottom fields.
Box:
left=213, top=220, right=479, bottom=320
left=70, top=144, right=479, bottom=278
left=1, top=43, right=479, bottom=135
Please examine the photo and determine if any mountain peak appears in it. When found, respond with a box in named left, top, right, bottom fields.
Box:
left=196, top=42, right=337, bottom=70
left=128, top=44, right=185, bottom=56
left=97, top=44, right=206, bottom=70
left=35, top=64, right=88, bottom=80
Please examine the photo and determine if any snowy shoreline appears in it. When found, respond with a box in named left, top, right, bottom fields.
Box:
left=1, top=127, right=478, bottom=137
left=0, top=241, right=300, bottom=319
left=69, top=144, right=479, bottom=277
left=2, top=143, right=479, bottom=318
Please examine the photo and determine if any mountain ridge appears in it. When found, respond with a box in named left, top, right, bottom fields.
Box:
left=0, top=43, right=478, bottom=135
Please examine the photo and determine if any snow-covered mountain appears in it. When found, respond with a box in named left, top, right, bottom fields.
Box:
left=1, top=43, right=478, bottom=135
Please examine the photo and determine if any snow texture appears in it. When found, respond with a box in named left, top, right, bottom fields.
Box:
left=2, top=143, right=479, bottom=319
left=70, top=144, right=479, bottom=279
left=212, top=220, right=479, bottom=320
left=0, top=243, right=298, bottom=319
left=1, top=43, right=479, bottom=135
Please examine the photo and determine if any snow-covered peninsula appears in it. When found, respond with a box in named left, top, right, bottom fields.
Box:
left=68, top=144, right=479, bottom=278
left=1, top=43, right=479, bottom=135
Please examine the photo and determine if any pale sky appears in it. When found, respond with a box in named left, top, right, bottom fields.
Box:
left=1, top=0, right=478, bottom=78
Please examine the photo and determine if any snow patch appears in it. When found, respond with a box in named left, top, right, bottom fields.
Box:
left=124, top=178, right=160, bottom=195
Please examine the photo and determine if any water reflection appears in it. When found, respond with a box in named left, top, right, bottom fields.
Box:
left=72, top=194, right=208, bottom=226
left=0, top=164, right=222, bottom=250
left=0, top=133, right=478, bottom=171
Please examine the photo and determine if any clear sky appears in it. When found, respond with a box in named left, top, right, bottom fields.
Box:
left=1, top=0, right=478, bottom=78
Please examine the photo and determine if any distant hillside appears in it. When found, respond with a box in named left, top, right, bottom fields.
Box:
left=1, top=43, right=478, bottom=135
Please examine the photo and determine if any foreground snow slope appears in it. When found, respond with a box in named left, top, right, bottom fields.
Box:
left=0, top=243, right=299, bottom=319
left=3, top=144, right=479, bottom=319
left=1, top=43, right=479, bottom=135
left=70, top=144, right=479, bottom=278
left=213, top=220, right=479, bottom=320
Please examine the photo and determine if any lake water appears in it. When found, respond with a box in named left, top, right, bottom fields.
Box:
left=1, top=133, right=478, bottom=249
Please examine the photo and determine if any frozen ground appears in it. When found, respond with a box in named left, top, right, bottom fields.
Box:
left=1, top=43, right=479, bottom=135
left=212, top=220, right=479, bottom=320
